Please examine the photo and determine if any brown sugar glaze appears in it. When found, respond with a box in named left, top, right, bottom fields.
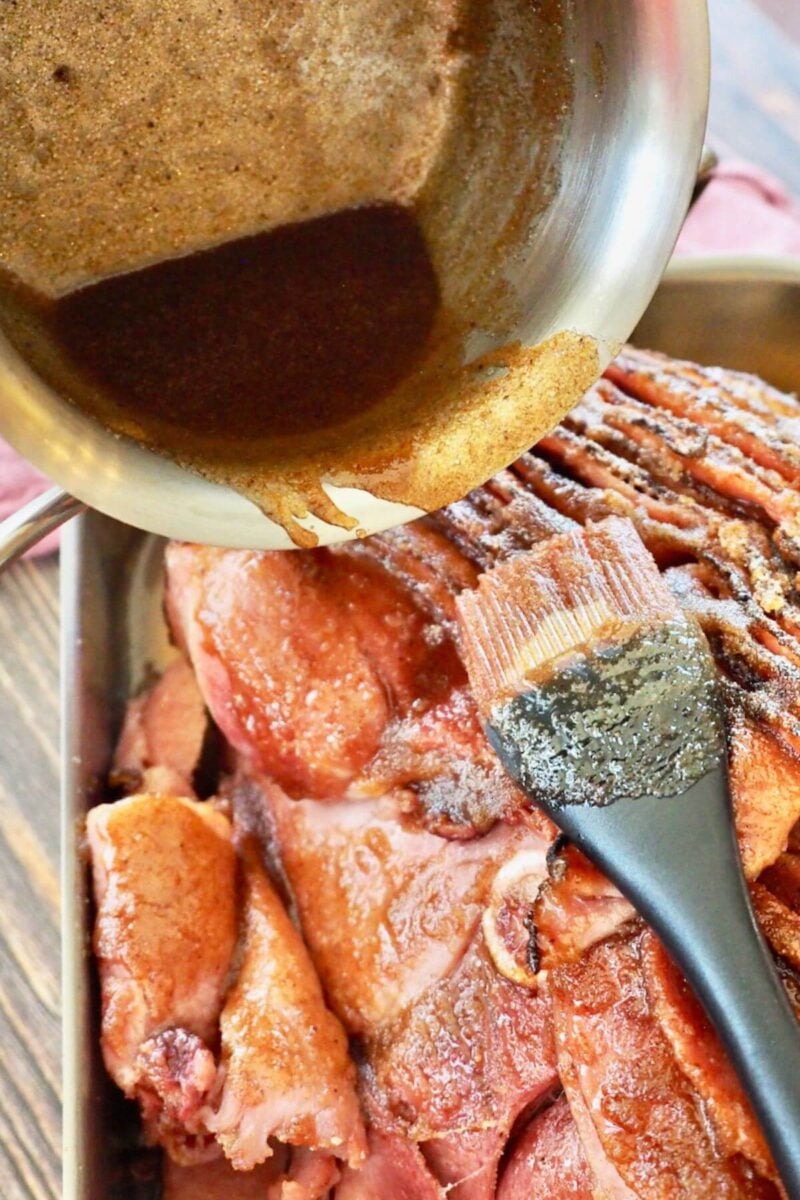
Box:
left=35, top=204, right=440, bottom=444
left=0, top=201, right=599, bottom=548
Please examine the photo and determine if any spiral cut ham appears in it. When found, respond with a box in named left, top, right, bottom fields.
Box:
left=89, top=346, right=800, bottom=1198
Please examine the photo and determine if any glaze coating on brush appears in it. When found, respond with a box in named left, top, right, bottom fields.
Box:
left=456, top=517, right=726, bottom=808
left=486, top=618, right=725, bottom=808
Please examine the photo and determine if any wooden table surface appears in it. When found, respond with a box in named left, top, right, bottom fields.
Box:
left=0, top=2, right=798, bottom=1197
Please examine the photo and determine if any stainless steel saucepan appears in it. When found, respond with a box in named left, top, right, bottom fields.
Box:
left=0, top=2, right=709, bottom=562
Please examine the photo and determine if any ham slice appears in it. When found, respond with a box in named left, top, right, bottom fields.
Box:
left=163, top=1154, right=289, bottom=1199
left=549, top=931, right=779, bottom=1199
left=87, top=794, right=237, bottom=1160
left=166, top=545, right=391, bottom=797
left=640, top=931, right=776, bottom=1186
left=166, top=541, right=522, bottom=834
left=728, top=717, right=800, bottom=880
left=336, top=1131, right=444, bottom=1199
left=112, top=657, right=207, bottom=798
left=364, top=929, right=557, bottom=1150
left=496, top=1096, right=595, bottom=1200
left=260, top=778, right=548, bottom=1034
left=209, top=841, right=365, bottom=1171
left=532, top=841, right=636, bottom=975
left=253, top=777, right=556, bottom=1194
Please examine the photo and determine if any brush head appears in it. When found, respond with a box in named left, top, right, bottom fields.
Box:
left=457, top=517, right=681, bottom=717
left=456, top=518, right=725, bottom=810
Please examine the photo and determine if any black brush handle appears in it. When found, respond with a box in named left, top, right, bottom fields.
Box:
left=556, top=769, right=800, bottom=1197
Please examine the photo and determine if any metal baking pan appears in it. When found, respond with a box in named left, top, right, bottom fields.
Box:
left=60, top=253, right=800, bottom=1199
left=62, top=518, right=169, bottom=1200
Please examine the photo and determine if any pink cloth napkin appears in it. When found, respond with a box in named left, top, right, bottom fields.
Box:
left=2, top=160, right=800, bottom=558
left=675, top=160, right=800, bottom=258
left=0, top=439, right=61, bottom=557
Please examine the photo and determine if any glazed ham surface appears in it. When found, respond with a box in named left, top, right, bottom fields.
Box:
left=257, top=775, right=549, bottom=1033
left=165, top=535, right=526, bottom=836
left=87, top=794, right=237, bottom=1161
left=89, top=348, right=800, bottom=1197
left=210, top=840, right=365, bottom=1170
left=551, top=932, right=780, bottom=1199
left=88, top=794, right=365, bottom=1176
left=111, top=657, right=207, bottom=799
left=495, top=1096, right=594, bottom=1200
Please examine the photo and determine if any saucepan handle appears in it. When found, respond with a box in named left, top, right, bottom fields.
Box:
left=691, top=143, right=719, bottom=205
left=0, top=486, right=84, bottom=573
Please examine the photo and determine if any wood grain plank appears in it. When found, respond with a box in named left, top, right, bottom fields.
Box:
left=0, top=557, right=60, bottom=1200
